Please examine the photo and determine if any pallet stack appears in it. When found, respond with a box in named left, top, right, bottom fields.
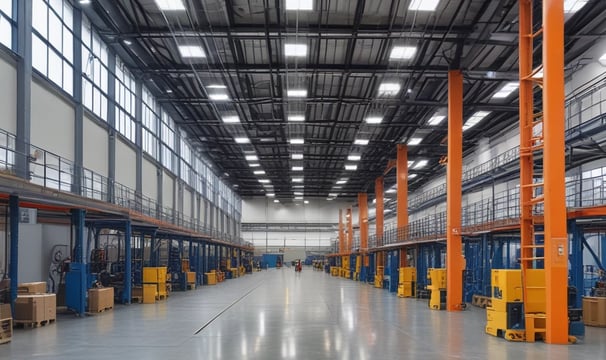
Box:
left=0, top=304, right=12, bottom=344
left=88, top=287, right=114, bottom=313
left=15, top=282, right=56, bottom=328
left=397, top=267, right=417, bottom=298
left=143, top=267, right=168, bottom=303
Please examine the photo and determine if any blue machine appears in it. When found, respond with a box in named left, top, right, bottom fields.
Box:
left=65, top=263, right=96, bottom=315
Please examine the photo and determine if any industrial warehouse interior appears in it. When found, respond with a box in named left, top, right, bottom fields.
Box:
left=1, top=0, right=606, bottom=358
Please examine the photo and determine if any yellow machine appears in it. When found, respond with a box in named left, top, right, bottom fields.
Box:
left=485, top=269, right=546, bottom=342
left=397, top=267, right=416, bottom=298
left=427, top=268, right=446, bottom=310
left=375, top=266, right=384, bottom=288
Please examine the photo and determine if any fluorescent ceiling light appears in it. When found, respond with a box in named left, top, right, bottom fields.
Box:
left=254, top=170, right=266, bottom=175
left=207, top=84, right=227, bottom=89
left=155, top=0, right=186, bottom=11
left=274, top=199, right=280, bottom=203
left=259, top=179, right=271, bottom=184
left=234, top=137, right=250, bottom=144
left=409, top=174, right=418, bottom=179
left=304, top=200, right=309, bottom=204
left=378, top=82, right=401, bottom=96
left=294, top=192, right=304, bottom=196
left=347, top=155, right=361, bottom=161
left=292, top=177, right=304, bottom=183
left=354, top=139, right=369, bottom=145
left=123, top=40, right=133, bottom=46
left=178, top=45, right=206, bottom=58
left=329, top=193, right=339, bottom=197
left=492, top=82, right=519, bottom=99
left=245, top=155, right=258, bottom=161
left=285, top=43, right=307, bottom=57
left=336, top=180, right=347, bottom=185
left=293, top=185, right=305, bottom=188
left=598, top=53, right=606, bottom=66
left=292, top=154, right=304, bottom=160
left=463, top=111, right=492, bottom=131
left=564, top=0, right=589, bottom=13
left=292, top=166, right=304, bottom=171
left=79, top=0, right=92, bottom=4
left=288, top=114, right=305, bottom=122
left=386, top=188, right=396, bottom=194
left=407, top=160, right=414, bottom=167
left=345, top=164, right=358, bottom=171
left=266, top=193, right=275, bottom=197
left=389, top=46, right=417, bottom=60
left=413, top=160, right=428, bottom=169
left=290, top=138, right=305, bottom=145
left=287, top=89, right=307, bottom=98
left=285, top=0, right=313, bottom=11
left=294, top=196, right=304, bottom=200
left=249, top=163, right=260, bottom=167
left=365, top=116, right=383, bottom=124
left=332, top=186, right=343, bottom=190
left=409, top=0, right=440, bottom=11
left=428, top=115, right=446, bottom=126
left=407, top=137, right=423, bottom=146
left=326, top=198, right=334, bottom=201
left=209, top=93, right=229, bottom=101
left=222, top=116, right=240, bottom=123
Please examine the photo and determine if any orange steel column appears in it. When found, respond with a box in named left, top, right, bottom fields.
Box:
left=446, top=69, right=463, bottom=311
left=347, top=208, right=354, bottom=252
left=397, top=144, right=409, bottom=267
left=375, top=177, right=385, bottom=268
left=338, top=209, right=344, bottom=253
left=543, top=0, right=568, bottom=344
left=359, top=193, right=369, bottom=266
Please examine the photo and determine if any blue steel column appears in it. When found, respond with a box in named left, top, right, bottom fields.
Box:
left=135, top=80, right=143, bottom=209
left=72, top=8, right=83, bottom=195
left=15, top=0, right=32, bottom=179
left=107, top=52, right=116, bottom=203
left=122, top=220, right=132, bottom=304
left=568, top=220, right=583, bottom=308
left=150, top=233, right=156, bottom=266
left=71, top=209, right=86, bottom=316
left=9, top=196, right=19, bottom=316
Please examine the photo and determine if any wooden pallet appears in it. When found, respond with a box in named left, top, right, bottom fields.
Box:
left=472, top=295, right=492, bottom=308
left=14, top=318, right=56, bottom=328
left=87, top=306, right=113, bottom=315
left=156, top=294, right=167, bottom=300
left=0, top=318, right=12, bottom=344
left=131, top=296, right=143, bottom=304
left=186, top=284, right=196, bottom=290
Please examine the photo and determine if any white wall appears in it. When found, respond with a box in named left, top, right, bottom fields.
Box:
left=30, top=81, right=75, bottom=160
left=162, top=171, right=174, bottom=208
left=242, top=198, right=357, bottom=224
left=115, top=138, right=136, bottom=189
left=183, top=187, right=193, bottom=219
left=142, top=157, right=157, bottom=200
left=0, top=56, right=16, bottom=133
left=83, top=115, right=108, bottom=176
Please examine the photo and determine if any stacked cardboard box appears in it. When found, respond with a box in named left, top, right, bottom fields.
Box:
left=143, top=267, right=168, bottom=299
left=583, top=296, right=606, bottom=327
left=14, top=294, right=56, bottom=324
left=88, top=287, right=114, bottom=312
left=17, top=282, right=47, bottom=294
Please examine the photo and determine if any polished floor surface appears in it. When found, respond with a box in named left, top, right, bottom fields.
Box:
left=3, top=268, right=606, bottom=359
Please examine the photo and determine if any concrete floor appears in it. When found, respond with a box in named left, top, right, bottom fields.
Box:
left=3, top=268, right=605, bottom=359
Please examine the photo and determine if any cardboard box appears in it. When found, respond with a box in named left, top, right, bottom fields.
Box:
left=143, top=267, right=168, bottom=284
left=0, top=318, right=12, bottom=344
left=205, top=272, right=217, bottom=285
left=143, top=284, right=156, bottom=304
left=0, top=304, right=11, bottom=319
left=17, top=282, right=47, bottom=294
left=583, top=296, right=606, bottom=327
left=14, top=294, right=56, bottom=323
left=88, top=287, right=114, bottom=312
left=186, top=272, right=196, bottom=284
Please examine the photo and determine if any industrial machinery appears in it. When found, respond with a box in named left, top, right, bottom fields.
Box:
left=398, top=267, right=416, bottom=298
left=485, top=269, right=526, bottom=341
left=375, top=266, right=384, bottom=288
left=427, top=268, right=446, bottom=310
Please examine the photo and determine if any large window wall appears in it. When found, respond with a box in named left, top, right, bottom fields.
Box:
left=0, top=1, right=242, bottom=240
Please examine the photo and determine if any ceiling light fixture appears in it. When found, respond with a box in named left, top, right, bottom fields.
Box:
left=336, top=180, right=347, bottom=185
left=285, top=0, right=313, bottom=11
left=259, top=179, right=270, bottom=184
left=389, top=46, right=417, bottom=60
left=274, top=199, right=280, bottom=203
left=294, top=196, right=304, bottom=200
left=354, top=139, right=369, bottom=146
left=492, top=82, right=519, bottom=99
left=304, top=200, right=309, bottom=204
left=598, top=53, right=606, bottom=66
left=234, top=137, right=250, bottom=144
left=407, top=137, right=423, bottom=146
left=407, top=160, right=414, bottom=167
left=254, top=170, right=266, bottom=175
left=249, top=163, right=260, bottom=167
left=288, top=115, right=305, bottom=122
left=427, top=115, right=446, bottom=126
left=287, top=89, right=308, bottom=98
left=292, top=166, right=304, bottom=171
left=289, top=138, right=305, bottom=145
left=294, top=192, right=304, bottom=196
left=285, top=43, right=308, bottom=57
left=209, top=93, right=229, bottom=101
left=413, top=160, right=428, bottom=169
left=207, top=84, right=227, bottom=89
left=347, top=155, right=361, bottom=161
left=365, top=116, right=383, bottom=124
left=409, top=0, right=440, bottom=11
left=178, top=45, right=206, bottom=58
left=292, top=154, right=304, bottom=160
left=292, top=177, right=304, bottom=183
left=463, top=111, right=492, bottom=131
left=378, top=82, right=401, bottom=96
left=329, top=193, right=339, bottom=197
left=79, top=0, right=92, bottom=4
left=245, top=155, right=258, bottom=161
left=386, top=188, right=396, bottom=194
left=266, top=193, right=275, bottom=197
left=409, top=174, right=418, bottom=179
left=222, top=116, right=240, bottom=123
left=345, top=164, right=358, bottom=171
left=155, top=0, right=186, bottom=11
left=123, top=39, right=133, bottom=46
